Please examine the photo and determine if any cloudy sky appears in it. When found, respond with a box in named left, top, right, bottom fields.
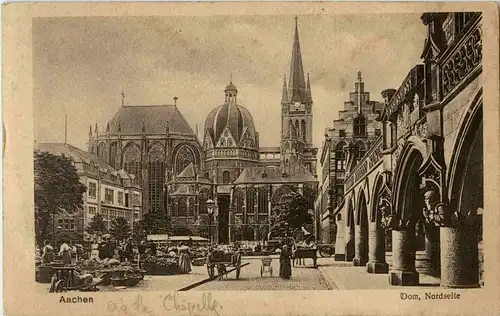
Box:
left=33, top=14, right=425, bottom=150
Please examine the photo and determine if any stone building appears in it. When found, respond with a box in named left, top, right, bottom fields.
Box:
left=35, top=142, right=142, bottom=245
left=314, top=73, right=384, bottom=255
left=332, top=12, right=483, bottom=288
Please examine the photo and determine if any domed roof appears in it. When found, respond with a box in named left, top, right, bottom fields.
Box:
left=204, top=102, right=256, bottom=147
left=224, top=82, right=238, bottom=93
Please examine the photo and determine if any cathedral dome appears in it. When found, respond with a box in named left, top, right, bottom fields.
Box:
left=204, top=100, right=257, bottom=149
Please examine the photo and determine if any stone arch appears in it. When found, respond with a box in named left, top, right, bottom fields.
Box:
left=222, top=170, right=231, bottom=184
left=122, top=143, right=142, bottom=181
left=444, top=91, right=482, bottom=288
left=174, top=144, right=196, bottom=175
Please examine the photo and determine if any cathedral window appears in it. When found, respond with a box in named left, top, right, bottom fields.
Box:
left=246, top=187, right=256, bottom=214
left=258, top=186, right=268, bottom=214
left=175, top=145, right=195, bottom=175
left=109, top=142, right=118, bottom=170
left=148, top=145, right=165, bottom=212
left=353, top=115, right=367, bottom=136
left=198, top=189, right=210, bottom=214
left=335, top=142, right=346, bottom=170
left=123, top=145, right=141, bottom=182
left=177, top=197, right=187, bottom=217
left=233, top=189, right=244, bottom=214
left=222, top=171, right=231, bottom=184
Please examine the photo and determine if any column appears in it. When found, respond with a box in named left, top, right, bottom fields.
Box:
left=424, top=223, right=440, bottom=277
left=334, top=217, right=345, bottom=261
left=366, top=222, right=389, bottom=273
left=345, top=224, right=355, bottom=261
left=389, top=228, right=419, bottom=286
left=440, top=225, right=479, bottom=288
left=353, top=224, right=368, bottom=266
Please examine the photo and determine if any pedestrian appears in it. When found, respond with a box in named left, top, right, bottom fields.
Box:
left=178, top=242, right=191, bottom=274
left=124, top=238, right=134, bottom=262
left=279, top=244, right=292, bottom=279
left=138, top=240, right=147, bottom=268
left=59, top=240, right=72, bottom=265
left=150, top=241, right=157, bottom=256
left=90, top=239, right=100, bottom=261
left=41, top=240, right=54, bottom=264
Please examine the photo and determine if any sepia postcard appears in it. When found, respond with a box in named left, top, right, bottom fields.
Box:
left=2, top=2, right=500, bottom=316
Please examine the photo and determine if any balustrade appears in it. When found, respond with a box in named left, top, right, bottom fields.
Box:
left=344, top=136, right=383, bottom=192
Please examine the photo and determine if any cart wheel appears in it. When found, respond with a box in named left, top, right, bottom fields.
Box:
left=207, top=265, right=215, bottom=280
left=55, top=280, right=67, bottom=293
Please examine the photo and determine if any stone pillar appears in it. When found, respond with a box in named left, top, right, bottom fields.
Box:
left=424, top=223, right=440, bottom=277
left=334, top=218, right=345, bottom=261
left=353, top=224, right=368, bottom=266
left=345, top=225, right=355, bottom=261
left=440, top=226, right=479, bottom=288
left=366, top=222, right=389, bottom=273
left=389, top=228, right=419, bottom=286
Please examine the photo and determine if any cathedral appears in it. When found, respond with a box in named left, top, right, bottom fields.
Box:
left=88, top=18, right=318, bottom=243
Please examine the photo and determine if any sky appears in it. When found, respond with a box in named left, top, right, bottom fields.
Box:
left=33, top=14, right=426, bottom=150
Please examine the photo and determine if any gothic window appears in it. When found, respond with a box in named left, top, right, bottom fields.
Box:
left=109, top=142, right=118, bottom=169
left=335, top=142, right=346, bottom=170
left=258, top=186, right=268, bottom=214
left=148, top=145, right=165, bottom=212
left=123, top=145, right=141, bottom=182
left=246, top=187, right=256, bottom=214
left=198, top=189, right=210, bottom=214
left=227, top=138, right=233, bottom=146
left=177, top=197, right=187, bottom=217
left=295, top=120, right=300, bottom=137
left=233, top=188, right=244, bottom=214
left=355, top=141, right=366, bottom=160
left=220, top=138, right=226, bottom=147
left=175, top=145, right=195, bottom=175
left=187, top=197, right=195, bottom=217
left=353, top=115, right=367, bottom=136
left=222, top=171, right=231, bottom=184
left=97, top=143, right=107, bottom=160
left=301, top=120, right=306, bottom=141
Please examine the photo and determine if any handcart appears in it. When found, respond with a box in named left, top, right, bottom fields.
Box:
left=206, top=249, right=242, bottom=280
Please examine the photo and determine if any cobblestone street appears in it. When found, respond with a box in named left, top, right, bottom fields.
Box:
left=191, top=258, right=330, bottom=291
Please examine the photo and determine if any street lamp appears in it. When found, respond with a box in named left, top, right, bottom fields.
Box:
left=206, top=198, right=215, bottom=245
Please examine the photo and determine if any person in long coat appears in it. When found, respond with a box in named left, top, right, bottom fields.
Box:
left=178, top=243, right=191, bottom=274
left=279, top=245, right=292, bottom=279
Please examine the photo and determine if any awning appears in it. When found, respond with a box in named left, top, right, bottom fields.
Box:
left=169, top=236, right=209, bottom=242
left=147, top=234, right=169, bottom=241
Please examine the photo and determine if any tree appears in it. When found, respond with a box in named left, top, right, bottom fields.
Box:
left=34, top=151, right=87, bottom=245
left=86, top=213, right=108, bottom=237
left=269, top=192, right=313, bottom=239
left=135, top=210, right=172, bottom=240
left=109, top=217, right=132, bottom=241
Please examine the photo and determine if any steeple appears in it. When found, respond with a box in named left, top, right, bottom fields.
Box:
left=281, top=74, right=288, bottom=104
left=288, top=16, right=307, bottom=103
left=306, top=72, right=312, bottom=102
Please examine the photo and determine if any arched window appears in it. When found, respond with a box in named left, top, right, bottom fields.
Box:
left=123, top=145, right=142, bottom=182
left=355, top=141, right=367, bottom=160
left=220, top=138, right=226, bottom=147
left=187, top=197, right=195, bottom=217
left=222, top=171, right=231, bottom=184
left=177, top=197, right=187, bottom=217
left=227, top=138, right=233, bottom=146
left=246, top=187, right=256, bottom=214
left=258, top=186, right=268, bottom=214
left=97, top=143, right=107, bottom=160
left=301, top=120, right=306, bottom=141
left=148, top=145, right=165, bottom=212
left=353, top=115, right=367, bottom=136
left=335, top=142, right=347, bottom=170
left=295, top=120, right=300, bottom=137
left=175, top=145, right=195, bottom=175
left=198, top=189, right=210, bottom=214
left=233, top=189, right=244, bottom=214
left=109, top=142, right=118, bottom=169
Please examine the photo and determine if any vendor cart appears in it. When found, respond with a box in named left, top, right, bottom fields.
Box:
left=206, top=249, right=242, bottom=280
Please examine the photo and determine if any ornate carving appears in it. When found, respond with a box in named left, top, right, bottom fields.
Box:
left=441, top=27, right=482, bottom=97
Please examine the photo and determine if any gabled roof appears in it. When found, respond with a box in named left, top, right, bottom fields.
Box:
left=177, top=163, right=196, bottom=178
left=35, top=143, right=113, bottom=172
left=106, top=105, right=195, bottom=136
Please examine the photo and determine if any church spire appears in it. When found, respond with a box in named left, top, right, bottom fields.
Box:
left=288, top=16, right=307, bottom=103
left=281, top=74, right=288, bottom=104
left=306, top=72, right=312, bottom=102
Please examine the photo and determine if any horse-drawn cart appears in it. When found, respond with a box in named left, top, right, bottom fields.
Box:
left=206, top=249, right=242, bottom=280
